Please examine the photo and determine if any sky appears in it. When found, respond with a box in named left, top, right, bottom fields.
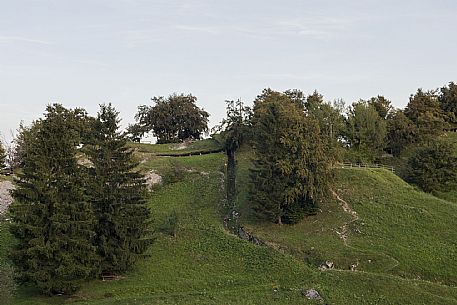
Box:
left=1, top=0, right=457, bottom=142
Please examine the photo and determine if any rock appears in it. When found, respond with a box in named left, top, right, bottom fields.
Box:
left=237, top=227, right=250, bottom=241
left=171, top=140, right=193, bottom=150
left=144, top=171, right=162, bottom=190
left=236, top=226, right=265, bottom=246
left=302, top=288, right=322, bottom=300
left=0, top=181, right=15, bottom=215
left=319, top=260, right=334, bottom=271
left=351, top=261, right=359, bottom=271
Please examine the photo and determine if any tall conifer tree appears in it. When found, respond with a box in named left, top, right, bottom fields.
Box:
left=249, top=89, right=332, bottom=224
left=9, top=104, right=97, bottom=294
left=85, top=104, right=152, bottom=274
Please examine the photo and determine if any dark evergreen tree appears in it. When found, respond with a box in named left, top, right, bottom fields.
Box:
left=406, top=140, right=457, bottom=192
left=85, top=104, right=152, bottom=274
left=9, top=104, right=97, bottom=295
left=11, top=121, right=39, bottom=169
left=249, top=89, right=332, bottom=224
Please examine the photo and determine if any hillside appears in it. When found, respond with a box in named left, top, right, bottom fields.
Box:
left=1, top=142, right=457, bottom=304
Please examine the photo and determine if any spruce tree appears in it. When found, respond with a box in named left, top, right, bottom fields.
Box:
left=85, top=104, right=152, bottom=274
left=9, top=104, right=97, bottom=295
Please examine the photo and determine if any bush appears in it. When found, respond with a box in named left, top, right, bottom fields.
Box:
left=159, top=211, right=179, bottom=237
left=406, top=140, right=457, bottom=192
left=0, top=263, right=17, bottom=303
left=162, top=161, right=186, bottom=185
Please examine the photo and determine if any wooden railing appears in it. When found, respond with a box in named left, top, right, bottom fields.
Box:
left=336, top=162, right=395, bottom=173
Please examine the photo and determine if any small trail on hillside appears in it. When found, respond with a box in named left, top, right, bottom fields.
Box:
left=331, top=189, right=400, bottom=273
left=332, top=190, right=359, bottom=245
left=0, top=180, right=15, bottom=216
left=327, top=191, right=456, bottom=302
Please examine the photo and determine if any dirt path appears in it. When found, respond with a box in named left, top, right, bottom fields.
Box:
left=332, top=190, right=359, bottom=245
left=331, top=189, right=400, bottom=272
left=0, top=180, right=15, bottom=215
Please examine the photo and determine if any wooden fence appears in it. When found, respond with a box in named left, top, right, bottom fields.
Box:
left=336, top=162, right=395, bottom=173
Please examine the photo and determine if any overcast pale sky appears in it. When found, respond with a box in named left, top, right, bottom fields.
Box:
left=1, top=0, right=457, bottom=141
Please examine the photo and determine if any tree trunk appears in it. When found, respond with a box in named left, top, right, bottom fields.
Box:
left=226, top=149, right=236, bottom=207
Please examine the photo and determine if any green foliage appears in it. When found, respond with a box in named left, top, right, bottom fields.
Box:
left=84, top=104, right=152, bottom=274
left=405, top=89, right=448, bottom=140
left=0, top=141, right=6, bottom=170
left=386, top=110, right=417, bottom=156
left=249, top=89, right=332, bottom=224
left=0, top=262, right=17, bottom=303
left=405, top=139, right=457, bottom=192
left=10, top=122, right=35, bottom=169
left=367, top=95, right=393, bottom=120
left=130, top=93, right=209, bottom=143
left=345, top=101, right=387, bottom=161
left=439, top=82, right=457, bottom=127
left=159, top=210, right=179, bottom=237
left=216, top=99, right=252, bottom=154
left=9, top=104, right=98, bottom=295
left=216, top=99, right=252, bottom=206
left=162, top=160, right=187, bottom=185
left=305, top=91, right=345, bottom=163
left=283, top=88, right=306, bottom=109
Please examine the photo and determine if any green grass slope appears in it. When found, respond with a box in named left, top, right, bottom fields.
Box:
left=236, top=149, right=457, bottom=303
left=1, top=142, right=457, bottom=304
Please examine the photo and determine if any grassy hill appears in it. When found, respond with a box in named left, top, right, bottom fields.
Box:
left=1, top=141, right=457, bottom=304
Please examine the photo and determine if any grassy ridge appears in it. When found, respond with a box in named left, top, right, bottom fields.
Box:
left=129, top=138, right=222, bottom=155
left=1, top=142, right=457, bottom=304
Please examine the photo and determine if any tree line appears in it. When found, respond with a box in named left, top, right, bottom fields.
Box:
left=215, top=83, right=457, bottom=224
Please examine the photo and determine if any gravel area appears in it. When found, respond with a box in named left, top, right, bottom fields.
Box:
left=0, top=180, right=15, bottom=215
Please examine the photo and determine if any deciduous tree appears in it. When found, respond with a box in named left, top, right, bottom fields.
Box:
left=406, top=140, right=457, bottom=192
left=130, top=93, right=209, bottom=143
left=345, top=101, right=387, bottom=161
left=386, top=109, right=417, bottom=156
left=439, top=82, right=457, bottom=128
left=216, top=99, right=252, bottom=205
left=367, top=95, right=393, bottom=120
left=405, top=89, right=447, bottom=140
